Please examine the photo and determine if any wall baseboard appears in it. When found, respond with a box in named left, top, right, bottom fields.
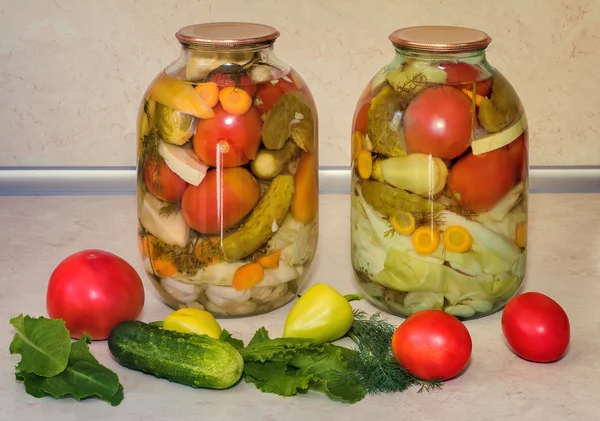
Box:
left=0, top=166, right=598, bottom=196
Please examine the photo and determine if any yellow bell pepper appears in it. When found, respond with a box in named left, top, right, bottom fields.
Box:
left=163, top=308, right=222, bottom=339
left=282, top=283, right=362, bottom=344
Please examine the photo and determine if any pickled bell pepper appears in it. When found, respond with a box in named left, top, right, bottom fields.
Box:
left=282, top=283, right=361, bottom=344
left=163, top=308, right=222, bottom=339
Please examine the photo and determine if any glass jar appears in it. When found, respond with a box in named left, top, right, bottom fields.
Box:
left=136, top=22, right=319, bottom=317
left=350, top=26, right=528, bottom=320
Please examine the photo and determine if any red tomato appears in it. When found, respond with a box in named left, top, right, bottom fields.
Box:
left=448, top=148, right=517, bottom=213
left=46, top=249, right=145, bottom=340
left=506, top=131, right=528, bottom=181
left=502, top=292, right=570, bottom=363
left=278, top=77, right=300, bottom=94
left=254, top=83, right=282, bottom=114
left=207, top=72, right=256, bottom=97
left=193, top=104, right=262, bottom=167
left=403, top=85, right=473, bottom=160
left=391, top=310, right=472, bottom=381
left=143, top=157, right=188, bottom=203
left=254, top=77, right=300, bottom=114
left=181, top=167, right=260, bottom=234
left=440, top=62, right=492, bottom=97
left=353, top=100, right=370, bottom=135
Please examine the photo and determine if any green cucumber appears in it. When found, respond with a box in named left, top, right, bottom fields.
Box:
left=107, top=321, right=243, bottom=390
left=222, top=174, right=295, bottom=262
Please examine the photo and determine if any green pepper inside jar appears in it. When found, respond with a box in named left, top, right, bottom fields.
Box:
left=350, top=26, right=528, bottom=320
left=136, top=22, right=319, bottom=317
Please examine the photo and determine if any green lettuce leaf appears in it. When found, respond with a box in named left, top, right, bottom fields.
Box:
left=15, top=334, right=123, bottom=406
left=9, top=316, right=124, bottom=406
left=239, top=328, right=366, bottom=404
left=243, top=361, right=312, bottom=396
left=9, top=315, right=71, bottom=377
left=219, top=329, right=245, bottom=351
left=247, top=327, right=271, bottom=347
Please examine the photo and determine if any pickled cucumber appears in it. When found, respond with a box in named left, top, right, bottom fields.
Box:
left=156, top=103, right=195, bottom=145
left=367, top=85, right=408, bottom=157
left=222, top=174, right=295, bottom=262
left=262, top=91, right=315, bottom=152
left=250, top=140, right=299, bottom=180
left=359, top=179, right=445, bottom=216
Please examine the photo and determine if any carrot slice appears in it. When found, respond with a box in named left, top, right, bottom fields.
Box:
left=144, top=234, right=178, bottom=276
left=515, top=221, right=527, bottom=248
left=412, top=226, right=441, bottom=255
left=219, top=87, right=252, bottom=115
left=256, top=250, right=281, bottom=269
left=232, top=263, right=265, bottom=290
left=391, top=211, right=416, bottom=236
left=357, top=149, right=372, bottom=179
left=194, top=82, right=220, bottom=108
left=442, top=225, right=473, bottom=253
left=194, top=236, right=221, bottom=265
left=152, top=258, right=178, bottom=277
left=352, top=131, right=365, bottom=160
left=462, top=89, right=485, bottom=107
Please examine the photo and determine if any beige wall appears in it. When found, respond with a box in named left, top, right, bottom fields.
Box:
left=1, top=0, right=598, bottom=167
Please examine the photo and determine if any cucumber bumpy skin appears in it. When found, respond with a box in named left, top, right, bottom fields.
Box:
left=222, top=174, right=295, bottom=262
left=107, top=321, right=243, bottom=390
left=359, top=179, right=445, bottom=216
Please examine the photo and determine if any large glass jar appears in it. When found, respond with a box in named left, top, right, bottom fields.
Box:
left=136, top=22, right=319, bottom=317
left=350, top=26, right=528, bottom=320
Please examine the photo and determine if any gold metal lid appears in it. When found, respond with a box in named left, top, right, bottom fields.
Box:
left=176, top=22, right=280, bottom=47
left=389, top=26, right=492, bottom=52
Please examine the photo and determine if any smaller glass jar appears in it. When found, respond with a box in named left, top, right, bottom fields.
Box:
left=350, top=26, right=528, bottom=320
left=136, top=22, right=319, bottom=317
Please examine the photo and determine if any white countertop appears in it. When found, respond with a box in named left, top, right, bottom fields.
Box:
left=1, top=193, right=599, bottom=421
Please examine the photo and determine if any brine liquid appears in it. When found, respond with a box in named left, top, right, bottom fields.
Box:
left=350, top=60, right=528, bottom=320
left=136, top=63, right=319, bottom=317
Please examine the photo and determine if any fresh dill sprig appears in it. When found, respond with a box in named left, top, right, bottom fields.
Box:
left=382, top=216, right=396, bottom=239
left=345, top=309, right=441, bottom=395
left=158, top=202, right=181, bottom=218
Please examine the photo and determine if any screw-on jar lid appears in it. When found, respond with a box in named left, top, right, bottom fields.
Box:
left=176, top=22, right=280, bottom=47
left=389, top=26, right=492, bottom=52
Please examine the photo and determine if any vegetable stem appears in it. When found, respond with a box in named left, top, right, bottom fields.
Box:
left=344, top=294, right=364, bottom=302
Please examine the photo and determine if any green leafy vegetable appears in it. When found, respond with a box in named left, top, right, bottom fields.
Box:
left=219, top=329, right=245, bottom=351
left=238, top=328, right=366, bottom=404
left=247, top=327, right=271, bottom=347
left=9, top=315, right=71, bottom=377
left=9, top=315, right=124, bottom=406
left=346, top=310, right=440, bottom=394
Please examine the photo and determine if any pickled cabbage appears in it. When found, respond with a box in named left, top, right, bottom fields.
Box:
left=437, top=210, right=521, bottom=264
left=352, top=182, right=525, bottom=317
left=356, top=188, right=445, bottom=264
left=375, top=248, right=522, bottom=311
left=444, top=249, right=513, bottom=276
left=351, top=216, right=388, bottom=277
